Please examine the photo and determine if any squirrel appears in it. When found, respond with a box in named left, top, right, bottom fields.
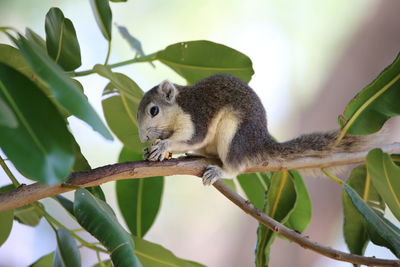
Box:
left=137, top=74, right=377, bottom=185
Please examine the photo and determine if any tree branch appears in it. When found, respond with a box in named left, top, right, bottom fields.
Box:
left=1, top=143, right=399, bottom=266
left=212, top=180, right=400, bottom=266
left=1, top=142, right=399, bottom=213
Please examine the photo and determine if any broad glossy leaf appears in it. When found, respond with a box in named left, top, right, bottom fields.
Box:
left=156, top=40, right=254, bottom=84
left=14, top=204, right=43, bottom=226
left=90, top=0, right=112, bottom=41
left=10, top=34, right=113, bottom=140
left=26, top=28, right=46, bottom=51
left=368, top=212, right=400, bottom=258
left=0, top=209, right=13, bottom=246
left=53, top=229, right=81, bottom=267
left=132, top=236, right=205, bottom=267
left=0, top=43, right=64, bottom=114
left=344, top=183, right=400, bottom=257
left=74, top=189, right=141, bottom=267
left=0, top=185, right=13, bottom=246
left=0, top=44, right=33, bottom=77
left=0, top=63, right=74, bottom=184
left=30, top=252, right=54, bottom=267
left=367, top=148, right=400, bottom=221
left=117, top=147, right=164, bottom=237
left=0, top=97, right=18, bottom=128
left=285, top=171, right=311, bottom=232
left=342, top=165, right=384, bottom=258
left=339, top=53, right=400, bottom=135
left=98, top=65, right=144, bottom=152
left=255, top=171, right=296, bottom=266
left=45, top=8, right=81, bottom=71
left=237, top=173, right=270, bottom=209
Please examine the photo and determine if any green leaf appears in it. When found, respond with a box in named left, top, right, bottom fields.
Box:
left=344, top=183, right=400, bottom=258
left=255, top=171, right=296, bottom=266
left=0, top=44, right=33, bottom=78
left=45, top=8, right=81, bottom=71
left=132, top=236, right=205, bottom=267
left=14, top=204, right=43, bottom=226
left=110, top=0, right=127, bottom=2
left=74, top=188, right=141, bottom=267
left=30, top=252, right=54, bottom=267
left=284, top=171, right=312, bottom=233
left=98, top=65, right=144, bottom=152
left=0, top=208, right=13, bottom=246
left=53, top=229, right=81, bottom=267
left=367, top=148, right=400, bottom=222
left=368, top=212, right=400, bottom=258
left=72, top=141, right=91, bottom=172
left=0, top=43, right=66, bottom=116
left=10, top=34, right=113, bottom=140
left=0, top=62, right=75, bottom=184
left=0, top=185, right=14, bottom=247
left=156, top=40, right=254, bottom=84
left=117, top=147, right=164, bottom=237
left=339, top=53, right=400, bottom=135
left=342, top=165, right=384, bottom=259
left=26, top=28, right=47, bottom=52
left=0, top=97, right=18, bottom=128
left=237, top=173, right=270, bottom=209
left=90, top=0, right=112, bottom=41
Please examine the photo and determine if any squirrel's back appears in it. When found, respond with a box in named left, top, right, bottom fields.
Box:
left=176, top=74, right=273, bottom=146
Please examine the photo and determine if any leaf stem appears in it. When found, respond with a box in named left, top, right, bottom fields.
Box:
left=70, top=52, right=157, bottom=77
left=321, top=168, right=343, bottom=185
left=96, top=250, right=106, bottom=267
left=0, top=155, right=20, bottom=187
left=104, top=41, right=112, bottom=65
left=212, top=180, right=400, bottom=266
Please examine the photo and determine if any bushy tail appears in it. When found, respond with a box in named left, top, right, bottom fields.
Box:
left=268, top=129, right=385, bottom=161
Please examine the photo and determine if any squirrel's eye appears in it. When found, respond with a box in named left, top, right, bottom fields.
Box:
left=150, top=106, right=159, bottom=117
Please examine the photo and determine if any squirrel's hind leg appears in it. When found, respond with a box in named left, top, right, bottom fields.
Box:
left=202, top=165, right=238, bottom=186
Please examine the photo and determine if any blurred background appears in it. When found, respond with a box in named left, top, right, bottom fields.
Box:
left=0, top=0, right=399, bottom=266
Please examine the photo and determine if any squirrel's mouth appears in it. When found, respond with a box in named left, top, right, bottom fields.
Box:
left=158, top=130, right=173, bottom=140
left=144, top=129, right=173, bottom=142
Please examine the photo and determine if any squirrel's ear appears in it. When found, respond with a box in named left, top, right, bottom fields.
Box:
left=158, top=80, right=177, bottom=103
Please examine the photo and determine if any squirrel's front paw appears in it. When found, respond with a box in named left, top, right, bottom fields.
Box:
left=202, top=165, right=223, bottom=186
left=144, top=140, right=170, bottom=161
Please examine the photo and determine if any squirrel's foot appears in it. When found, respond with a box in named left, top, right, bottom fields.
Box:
left=145, top=140, right=169, bottom=161
left=202, top=165, right=224, bottom=186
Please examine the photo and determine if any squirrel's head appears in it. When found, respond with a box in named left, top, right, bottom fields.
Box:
left=137, top=80, right=179, bottom=143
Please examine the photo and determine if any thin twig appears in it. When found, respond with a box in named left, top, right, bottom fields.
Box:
left=212, top=180, right=400, bottom=266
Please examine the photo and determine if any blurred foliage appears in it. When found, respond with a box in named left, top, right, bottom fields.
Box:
left=0, top=1, right=399, bottom=266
